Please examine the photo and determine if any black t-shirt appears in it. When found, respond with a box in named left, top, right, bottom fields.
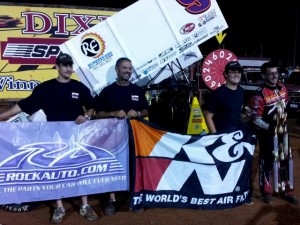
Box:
left=95, top=82, right=148, bottom=113
left=206, top=84, right=244, bottom=132
left=18, top=79, right=95, bottom=121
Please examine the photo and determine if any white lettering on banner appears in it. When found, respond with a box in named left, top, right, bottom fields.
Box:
left=235, top=191, right=249, bottom=203
left=18, top=186, right=41, bottom=191
left=2, top=175, right=126, bottom=194
left=0, top=140, right=125, bottom=186
left=4, top=163, right=108, bottom=182
left=145, top=194, right=188, bottom=203
left=132, top=194, right=143, bottom=205
left=216, top=196, right=234, bottom=204
left=190, top=198, right=217, bottom=205
left=133, top=191, right=249, bottom=206
left=151, top=131, right=255, bottom=195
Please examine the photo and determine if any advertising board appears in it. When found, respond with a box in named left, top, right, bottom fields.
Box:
left=0, top=3, right=117, bottom=100
left=60, top=0, right=228, bottom=95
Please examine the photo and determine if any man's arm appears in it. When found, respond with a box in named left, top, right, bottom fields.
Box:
left=203, top=110, right=216, bottom=134
left=139, top=109, right=149, bottom=118
left=96, top=108, right=149, bottom=119
left=0, top=104, right=22, bottom=121
left=247, top=93, right=277, bottom=134
left=96, top=110, right=127, bottom=119
left=253, top=118, right=269, bottom=130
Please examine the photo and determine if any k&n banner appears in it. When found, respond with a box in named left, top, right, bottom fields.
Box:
left=129, top=120, right=256, bottom=210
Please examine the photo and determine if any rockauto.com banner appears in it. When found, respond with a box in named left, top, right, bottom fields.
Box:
left=60, top=0, right=228, bottom=94
left=129, top=120, right=256, bottom=210
left=0, top=119, right=129, bottom=204
left=0, top=4, right=117, bottom=99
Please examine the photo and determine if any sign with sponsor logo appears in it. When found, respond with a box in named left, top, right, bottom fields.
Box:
left=0, top=117, right=254, bottom=209
left=0, top=3, right=117, bottom=99
left=129, top=119, right=255, bottom=210
left=60, top=0, right=228, bottom=94
left=133, top=45, right=202, bottom=86
left=0, top=119, right=129, bottom=204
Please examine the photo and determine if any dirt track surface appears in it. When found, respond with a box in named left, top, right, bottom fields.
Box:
left=1, top=121, right=300, bottom=225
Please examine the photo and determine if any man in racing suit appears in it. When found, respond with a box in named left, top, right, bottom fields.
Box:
left=248, top=61, right=299, bottom=205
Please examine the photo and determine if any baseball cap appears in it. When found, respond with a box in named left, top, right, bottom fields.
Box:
left=56, top=53, right=73, bottom=65
left=225, top=61, right=243, bottom=73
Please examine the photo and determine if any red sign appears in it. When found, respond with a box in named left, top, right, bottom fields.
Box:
left=201, top=49, right=238, bottom=90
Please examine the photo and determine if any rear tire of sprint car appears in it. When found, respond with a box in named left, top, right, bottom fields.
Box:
left=0, top=202, right=40, bottom=212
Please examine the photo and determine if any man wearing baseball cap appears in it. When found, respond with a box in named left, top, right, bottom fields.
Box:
left=204, top=60, right=245, bottom=133
left=0, top=52, right=98, bottom=223
left=224, top=61, right=244, bottom=73
left=56, top=53, right=74, bottom=65
left=203, top=60, right=253, bottom=205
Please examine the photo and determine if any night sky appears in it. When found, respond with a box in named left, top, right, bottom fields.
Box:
left=214, top=1, right=300, bottom=68
left=6, top=0, right=300, bottom=68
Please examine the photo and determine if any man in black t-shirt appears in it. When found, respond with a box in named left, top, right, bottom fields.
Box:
left=203, top=61, right=244, bottom=133
left=95, top=57, right=148, bottom=120
left=0, top=53, right=97, bottom=223
left=203, top=61, right=253, bottom=206
left=95, top=57, right=149, bottom=216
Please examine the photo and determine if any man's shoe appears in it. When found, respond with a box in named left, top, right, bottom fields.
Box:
left=104, top=200, right=116, bottom=216
left=131, top=207, right=145, bottom=213
left=51, top=207, right=66, bottom=224
left=263, top=194, right=273, bottom=205
left=282, top=194, right=300, bottom=206
left=80, top=205, right=98, bottom=220
left=244, top=199, right=254, bottom=205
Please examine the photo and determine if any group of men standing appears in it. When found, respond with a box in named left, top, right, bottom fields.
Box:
left=203, top=60, right=299, bottom=206
left=0, top=52, right=299, bottom=224
left=0, top=54, right=149, bottom=223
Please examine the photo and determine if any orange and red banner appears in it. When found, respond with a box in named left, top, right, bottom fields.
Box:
left=130, top=119, right=256, bottom=210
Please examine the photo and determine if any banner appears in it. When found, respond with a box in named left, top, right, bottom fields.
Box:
left=60, top=0, right=228, bottom=94
left=135, top=45, right=202, bottom=87
left=129, top=120, right=256, bottom=210
left=0, top=4, right=117, bottom=99
left=0, top=119, right=129, bottom=204
left=0, top=118, right=255, bottom=210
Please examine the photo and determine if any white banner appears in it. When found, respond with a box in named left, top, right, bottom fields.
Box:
left=60, top=0, right=228, bottom=94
